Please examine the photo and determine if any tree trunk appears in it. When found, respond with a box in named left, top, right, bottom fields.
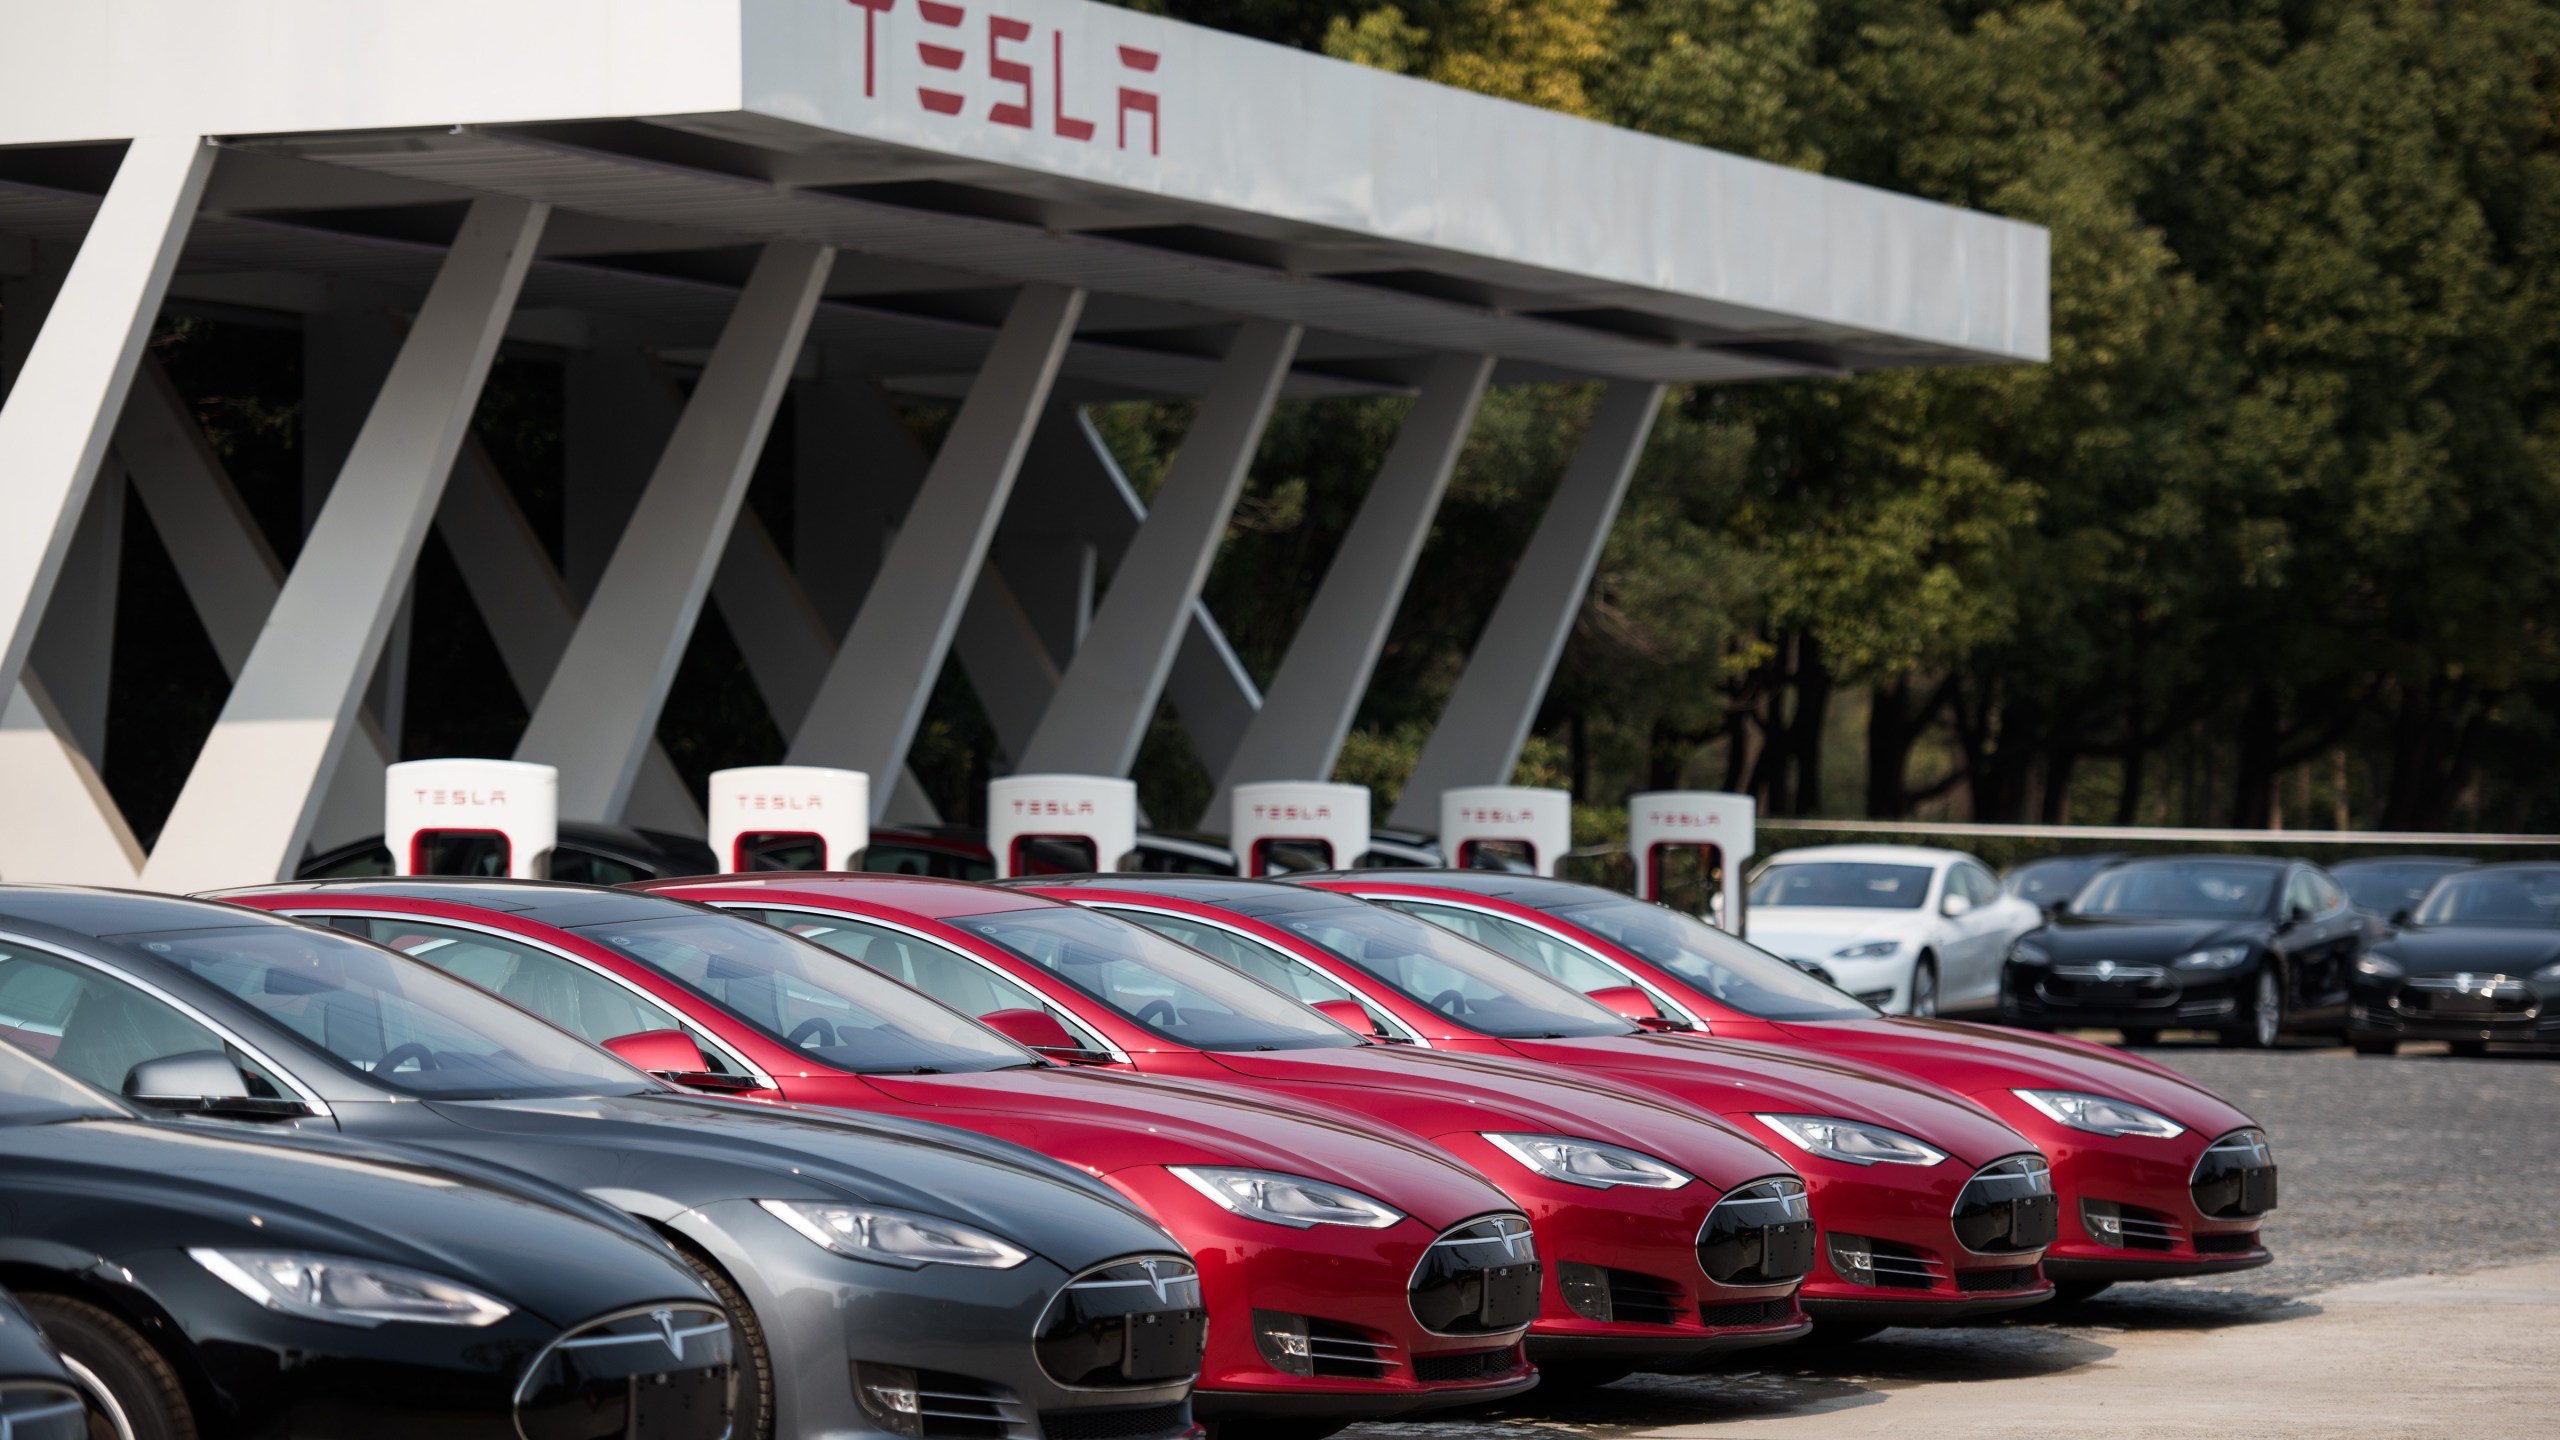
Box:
left=1867, top=677, right=1913, bottom=818
left=2229, top=685, right=2280, bottom=828
left=1788, top=633, right=1831, bottom=815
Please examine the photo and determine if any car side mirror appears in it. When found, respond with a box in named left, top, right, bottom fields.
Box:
left=2284, top=903, right=2311, bottom=928
left=1586, top=984, right=1694, bottom=1031
left=2389, top=907, right=2413, bottom=928
left=978, top=1008, right=1113, bottom=1064
left=1941, top=893, right=1974, bottom=918
left=601, top=1029, right=764, bottom=1092
left=124, top=1051, right=307, bottom=1120
left=1313, top=998, right=1386, bottom=1037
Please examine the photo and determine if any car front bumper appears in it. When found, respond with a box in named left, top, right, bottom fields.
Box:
left=1791, top=1157, right=2056, bottom=1324
left=2348, top=978, right=2560, bottom=1046
left=2001, top=963, right=2252, bottom=1031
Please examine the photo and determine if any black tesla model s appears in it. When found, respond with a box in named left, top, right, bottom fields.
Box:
left=2347, top=863, right=2560, bottom=1056
left=2001, top=855, right=2364, bottom=1047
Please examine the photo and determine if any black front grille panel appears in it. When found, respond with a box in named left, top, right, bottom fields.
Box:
left=1952, top=1155, right=2058, bottom=1254
left=1557, top=1263, right=1686, bottom=1325
left=1039, top=1402, right=1191, bottom=1440
left=516, top=1304, right=735, bottom=1440
left=1036, top=1257, right=1206, bottom=1387
left=2399, top=977, right=2537, bottom=1017
left=2193, top=1231, right=2262, bottom=1255
left=1829, top=1234, right=1943, bottom=1289
left=2190, top=1130, right=2280, bottom=1219
left=1955, top=1265, right=2042, bottom=1294
left=1411, top=1346, right=1523, bottom=1383
left=1697, top=1298, right=1796, bottom=1328
left=2082, top=1199, right=2182, bottom=1251
left=1305, top=1322, right=1396, bottom=1380
left=1699, top=1176, right=1816, bottom=1285
left=1410, top=1215, right=1541, bottom=1335
left=2038, top=963, right=2177, bottom=1009
left=913, top=1374, right=1026, bottom=1440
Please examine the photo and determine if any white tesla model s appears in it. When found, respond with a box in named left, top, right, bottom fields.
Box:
left=1744, top=844, right=2043, bottom=1016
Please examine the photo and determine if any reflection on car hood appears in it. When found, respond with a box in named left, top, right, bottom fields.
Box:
left=2036, top=917, right=2264, bottom=961
left=425, top=1090, right=1177, bottom=1270
left=2372, top=927, right=2560, bottom=977
left=861, top=1066, right=1514, bottom=1227
left=1744, top=910, right=1924, bottom=953
left=1777, top=1017, right=2253, bottom=1132
left=1202, top=1046, right=1790, bottom=1190
left=0, top=1117, right=708, bottom=1328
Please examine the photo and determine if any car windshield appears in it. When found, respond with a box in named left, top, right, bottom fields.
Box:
left=1749, top=862, right=1932, bottom=910
left=2338, top=864, right=2467, bottom=915
left=0, top=1036, right=130, bottom=1124
left=2070, top=862, right=2278, bottom=919
left=1263, top=904, right=1634, bottom=1039
left=1540, top=896, right=1878, bottom=1020
left=115, top=925, right=655, bottom=1099
left=574, top=914, right=1038, bottom=1074
left=2412, top=871, right=2560, bottom=929
left=944, top=908, right=1364, bottom=1052
left=2006, top=857, right=2108, bottom=908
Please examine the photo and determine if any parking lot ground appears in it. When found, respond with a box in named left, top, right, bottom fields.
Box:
left=1345, top=1044, right=2560, bottom=1439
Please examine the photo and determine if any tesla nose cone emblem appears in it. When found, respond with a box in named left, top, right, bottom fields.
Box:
left=2095, top=960, right=2118, bottom=980
left=652, top=1309, right=684, bottom=1359
left=1140, top=1259, right=1168, bottom=1303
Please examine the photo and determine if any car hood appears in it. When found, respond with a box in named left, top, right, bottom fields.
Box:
left=1506, top=1033, right=2035, bottom=1168
left=1743, top=909, right=1925, bottom=953
left=1200, top=1046, right=1792, bottom=1189
left=422, top=1091, right=1177, bottom=1271
left=2035, top=917, right=2266, bottom=960
left=0, top=1117, right=709, bottom=1328
left=861, top=1066, right=1514, bottom=1227
left=2372, top=927, right=2560, bottom=977
left=1775, top=1017, right=2254, bottom=1133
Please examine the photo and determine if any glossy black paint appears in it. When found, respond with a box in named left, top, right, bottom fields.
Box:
left=0, top=1288, right=86, bottom=1440
left=2348, top=864, right=2560, bottom=1050
left=2000, top=855, right=2364, bottom=1038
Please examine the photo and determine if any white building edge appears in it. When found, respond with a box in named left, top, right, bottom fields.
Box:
left=0, top=0, right=2049, bottom=890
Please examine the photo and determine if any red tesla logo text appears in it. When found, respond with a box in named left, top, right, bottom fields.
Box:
left=1456, top=807, right=1534, bottom=824
left=1010, top=799, right=1098, bottom=817
left=412, top=788, right=507, bottom=808
left=1646, top=810, right=1722, bottom=827
left=734, top=793, right=826, bottom=812
left=1249, top=804, right=1333, bottom=822
left=848, top=0, right=1161, bottom=154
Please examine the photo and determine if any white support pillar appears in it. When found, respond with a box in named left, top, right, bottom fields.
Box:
left=1206, top=353, right=1495, bottom=823
left=0, top=674, right=144, bottom=882
left=141, top=196, right=548, bottom=891
left=787, top=284, right=1086, bottom=817
left=515, top=242, right=833, bottom=822
left=0, top=135, right=211, bottom=711
left=1017, top=321, right=1298, bottom=776
left=1389, top=381, right=1664, bottom=829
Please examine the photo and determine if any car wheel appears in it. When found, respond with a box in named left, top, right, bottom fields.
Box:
left=2052, top=1279, right=2113, bottom=1305
left=664, top=1239, right=772, bottom=1440
left=1909, top=957, right=1940, bottom=1018
left=2120, top=1028, right=2160, bottom=1047
left=20, top=1293, right=196, bottom=1440
left=2221, top=967, right=2282, bottom=1049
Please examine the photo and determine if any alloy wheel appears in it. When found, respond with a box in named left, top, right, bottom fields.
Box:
left=60, top=1355, right=138, bottom=1440
left=2252, top=968, right=2281, bottom=1048
left=1910, top=961, right=1940, bottom=1018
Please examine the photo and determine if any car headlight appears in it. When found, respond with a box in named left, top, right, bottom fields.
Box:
left=759, top=1200, right=1030, bottom=1268
left=2356, top=955, right=2406, bottom=980
left=1831, top=940, right=1903, bottom=960
left=1169, top=1166, right=1405, bottom=1229
left=2012, top=1089, right=2186, bottom=1139
left=2010, top=942, right=2051, bottom=966
left=2172, top=945, right=2252, bottom=970
left=189, top=1249, right=512, bottom=1328
left=1753, top=1114, right=1948, bottom=1167
left=1482, top=1133, right=1694, bottom=1190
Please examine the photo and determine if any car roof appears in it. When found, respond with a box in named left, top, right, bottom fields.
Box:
left=2100, top=852, right=2289, bottom=871
left=2329, top=855, right=2476, bottom=871
left=648, top=872, right=1057, bottom=919
left=0, top=883, right=313, bottom=938
left=215, top=876, right=698, bottom=928
left=1008, top=872, right=1355, bottom=918
left=1758, top=844, right=1975, bottom=866
left=1291, top=868, right=1620, bottom=907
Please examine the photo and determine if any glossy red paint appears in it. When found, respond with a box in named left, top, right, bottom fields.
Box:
left=1301, top=872, right=2278, bottom=1285
left=214, top=880, right=1537, bottom=1419
left=1003, top=877, right=2060, bottom=1325
left=636, top=874, right=1819, bottom=1369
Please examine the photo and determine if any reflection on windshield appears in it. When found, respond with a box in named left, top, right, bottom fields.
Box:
left=576, top=914, right=1039, bottom=1074
left=120, top=926, right=654, bottom=1099
left=0, top=1034, right=129, bottom=1124
left=946, top=908, right=1362, bottom=1052
left=1541, top=898, right=1876, bottom=1020
left=2414, top=871, right=2560, bottom=929
left=1266, top=905, right=1631, bottom=1039
left=2340, top=865, right=2466, bottom=915
left=2071, top=863, right=2277, bottom=919
left=1749, top=863, right=1932, bottom=910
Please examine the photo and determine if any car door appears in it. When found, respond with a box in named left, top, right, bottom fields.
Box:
left=2274, top=867, right=2338, bottom=1019
left=2299, top=869, right=2362, bottom=1021
left=1941, top=862, right=2008, bottom=1008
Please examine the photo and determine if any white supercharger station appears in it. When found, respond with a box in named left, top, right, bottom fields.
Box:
left=1230, top=781, right=1370, bottom=875
left=1627, top=790, right=1755, bottom=932
left=1440, top=786, right=1573, bottom=875
left=987, top=774, right=1139, bottom=879
left=707, top=766, right=870, bottom=872
left=384, top=758, right=557, bottom=879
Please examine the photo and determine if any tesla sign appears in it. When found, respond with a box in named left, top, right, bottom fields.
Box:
left=844, top=0, right=1164, bottom=154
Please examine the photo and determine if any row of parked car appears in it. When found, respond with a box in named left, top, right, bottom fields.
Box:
left=1739, top=843, right=2560, bottom=1056
left=0, top=863, right=2282, bottom=1439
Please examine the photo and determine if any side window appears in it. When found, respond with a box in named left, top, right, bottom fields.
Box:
left=349, top=919, right=740, bottom=1076
left=1961, top=864, right=1998, bottom=906
left=1381, top=900, right=1627, bottom=994
left=0, top=945, right=294, bottom=1100
left=2283, top=871, right=2319, bottom=917
left=1120, top=913, right=1356, bottom=1005
left=2308, top=872, right=2347, bottom=914
left=737, top=909, right=1086, bottom=1034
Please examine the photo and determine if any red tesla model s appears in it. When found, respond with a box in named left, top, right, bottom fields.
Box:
left=212, top=880, right=1541, bottom=1433
left=1300, top=872, right=2278, bottom=1299
left=635, top=873, right=1819, bottom=1385
left=1006, top=876, right=2060, bottom=1333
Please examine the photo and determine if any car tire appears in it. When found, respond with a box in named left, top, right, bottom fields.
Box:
left=2119, top=1028, right=2160, bottom=1047
left=664, top=1238, right=773, bottom=1440
left=2351, top=1039, right=2397, bottom=1058
left=2221, top=967, right=2283, bottom=1049
left=20, top=1292, right=196, bottom=1440
left=2052, top=1280, right=2114, bottom=1305
left=1909, top=957, right=1940, bottom=1018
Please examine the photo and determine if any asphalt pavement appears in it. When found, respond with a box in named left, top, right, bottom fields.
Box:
left=1342, top=1038, right=2560, bottom=1439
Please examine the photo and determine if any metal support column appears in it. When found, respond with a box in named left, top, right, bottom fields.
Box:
left=516, top=242, right=834, bottom=823
left=1389, top=381, right=1664, bottom=828
left=0, top=135, right=211, bottom=710
left=1205, top=353, right=1495, bottom=822
left=142, top=196, right=548, bottom=890
left=787, top=284, right=1085, bottom=816
left=1017, top=321, right=1298, bottom=776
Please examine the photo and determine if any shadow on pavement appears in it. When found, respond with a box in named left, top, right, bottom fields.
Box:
left=2034, top=1282, right=2321, bottom=1331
